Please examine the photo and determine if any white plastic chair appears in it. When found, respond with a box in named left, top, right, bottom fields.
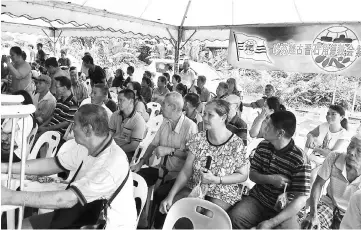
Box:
left=27, top=123, right=38, bottom=152
left=147, top=102, right=161, bottom=120
left=163, top=198, right=232, bottom=230
left=132, top=172, right=148, bottom=225
left=28, top=131, right=61, bottom=160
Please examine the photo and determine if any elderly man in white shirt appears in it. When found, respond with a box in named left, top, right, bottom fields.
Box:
left=1, top=104, right=137, bottom=229
left=300, top=134, right=361, bottom=230
left=179, top=60, right=196, bottom=89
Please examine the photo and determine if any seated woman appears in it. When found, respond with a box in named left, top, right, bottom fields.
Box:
left=2, top=90, right=36, bottom=162
left=226, top=78, right=241, bottom=97
left=141, top=77, right=153, bottom=103
left=151, top=76, right=170, bottom=104
left=249, top=96, right=285, bottom=138
left=184, top=93, right=204, bottom=131
left=158, top=100, right=249, bottom=227
left=175, top=83, right=188, bottom=97
left=305, top=104, right=350, bottom=164
left=127, top=81, right=150, bottom=122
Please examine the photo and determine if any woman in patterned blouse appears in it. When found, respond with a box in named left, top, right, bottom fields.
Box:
left=160, top=99, right=249, bottom=214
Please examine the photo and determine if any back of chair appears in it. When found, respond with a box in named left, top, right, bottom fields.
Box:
left=132, top=173, right=148, bottom=223
left=28, top=131, right=61, bottom=160
left=27, top=123, right=38, bottom=153
left=163, top=198, right=232, bottom=230
left=147, top=102, right=161, bottom=120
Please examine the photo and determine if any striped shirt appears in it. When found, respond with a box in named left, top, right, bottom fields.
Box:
left=249, top=139, right=311, bottom=211
left=49, top=93, right=78, bottom=135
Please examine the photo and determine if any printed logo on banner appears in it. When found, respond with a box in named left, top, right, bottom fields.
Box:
left=271, top=26, right=361, bottom=73
left=233, top=32, right=272, bottom=63
left=312, top=26, right=359, bottom=72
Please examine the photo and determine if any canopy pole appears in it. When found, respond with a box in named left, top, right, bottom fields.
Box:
left=352, top=81, right=358, bottom=113
left=174, top=28, right=183, bottom=74
left=180, top=30, right=197, bottom=50
left=332, top=75, right=338, bottom=104
left=174, top=0, right=192, bottom=74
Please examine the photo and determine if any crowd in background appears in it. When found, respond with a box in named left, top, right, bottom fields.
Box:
left=1, top=44, right=361, bottom=230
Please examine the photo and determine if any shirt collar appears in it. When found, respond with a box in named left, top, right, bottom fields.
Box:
left=92, top=133, right=113, bottom=157
left=37, top=91, right=53, bottom=102
left=61, top=93, right=74, bottom=103
left=336, top=153, right=361, bottom=187
left=269, top=139, right=295, bottom=155
left=118, top=106, right=136, bottom=119
left=166, top=114, right=185, bottom=134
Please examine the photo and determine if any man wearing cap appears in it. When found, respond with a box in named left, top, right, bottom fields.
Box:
left=225, top=94, right=248, bottom=146
left=33, top=74, right=56, bottom=125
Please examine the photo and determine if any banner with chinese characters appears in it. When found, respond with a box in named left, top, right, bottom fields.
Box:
left=228, top=24, right=361, bottom=77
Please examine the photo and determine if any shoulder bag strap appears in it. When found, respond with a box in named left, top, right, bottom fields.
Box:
left=107, top=169, right=130, bottom=206
left=66, top=161, right=83, bottom=189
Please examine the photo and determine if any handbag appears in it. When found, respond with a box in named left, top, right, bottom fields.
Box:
left=50, top=161, right=130, bottom=229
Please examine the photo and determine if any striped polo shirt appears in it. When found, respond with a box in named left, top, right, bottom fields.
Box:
left=49, top=93, right=78, bottom=135
left=249, top=139, right=311, bottom=211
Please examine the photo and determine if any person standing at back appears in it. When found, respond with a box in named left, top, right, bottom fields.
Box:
left=179, top=60, right=196, bottom=89
left=58, top=49, right=71, bottom=68
left=82, top=55, right=106, bottom=86
left=244, top=84, right=276, bottom=109
left=28, top=44, right=36, bottom=63
left=44, top=57, right=69, bottom=95
left=3, top=46, right=32, bottom=94
left=36, top=43, right=46, bottom=66
left=123, top=66, right=135, bottom=88
left=197, top=75, right=211, bottom=102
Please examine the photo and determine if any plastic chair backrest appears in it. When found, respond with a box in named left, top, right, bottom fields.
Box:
left=27, top=123, right=38, bottom=153
left=132, top=172, right=148, bottom=223
left=28, top=131, right=61, bottom=160
left=146, top=102, right=161, bottom=120
left=146, top=114, right=163, bottom=130
left=163, top=198, right=232, bottom=230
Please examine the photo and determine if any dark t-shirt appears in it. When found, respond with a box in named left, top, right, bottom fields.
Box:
left=36, top=50, right=46, bottom=66
left=88, top=65, right=106, bottom=85
left=58, top=58, right=71, bottom=67
left=106, top=99, right=117, bottom=113
left=226, top=114, right=248, bottom=146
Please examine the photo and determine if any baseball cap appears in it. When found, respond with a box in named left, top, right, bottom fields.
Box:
left=34, top=74, right=51, bottom=85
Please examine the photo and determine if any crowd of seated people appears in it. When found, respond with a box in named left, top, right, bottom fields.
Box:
left=1, top=45, right=360, bottom=230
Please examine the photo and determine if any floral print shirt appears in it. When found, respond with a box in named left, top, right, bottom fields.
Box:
left=186, top=131, right=248, bottom=205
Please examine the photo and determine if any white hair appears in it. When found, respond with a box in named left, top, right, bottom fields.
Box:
left=165, top=92, right=184, bottom=112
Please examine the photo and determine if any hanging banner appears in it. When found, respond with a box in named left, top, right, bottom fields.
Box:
left=228, top=24, right=361, bottom=77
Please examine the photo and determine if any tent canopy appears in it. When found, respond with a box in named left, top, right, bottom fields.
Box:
left=2, top=0, right=361, bottom=41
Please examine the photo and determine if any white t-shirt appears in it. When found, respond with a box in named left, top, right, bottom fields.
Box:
left=1, top=116, right=33, bottom=159
left=56, top=138, right=137, bottom=229
left=316, top=122, right=351, bottom=150
left=80, top=98, right=113, bottom=120
left=180, top=69, right=196, bottom=89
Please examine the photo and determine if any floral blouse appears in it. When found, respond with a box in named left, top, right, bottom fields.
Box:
left=186, top=131, right=248, bottom=205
